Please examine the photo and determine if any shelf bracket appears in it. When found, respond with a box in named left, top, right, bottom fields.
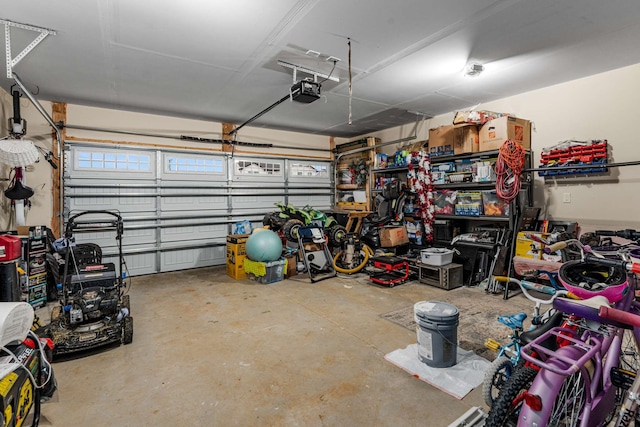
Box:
left=2, top=19, right=56, bottom=78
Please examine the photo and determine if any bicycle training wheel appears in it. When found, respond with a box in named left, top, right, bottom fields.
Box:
left=482, top=356, right=516, bottom=407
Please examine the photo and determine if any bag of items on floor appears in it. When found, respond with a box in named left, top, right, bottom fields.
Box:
left=0, top=302, right=57, bottom=425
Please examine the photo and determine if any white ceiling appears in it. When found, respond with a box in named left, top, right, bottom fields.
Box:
left=3, top=0, right=640, bottom=138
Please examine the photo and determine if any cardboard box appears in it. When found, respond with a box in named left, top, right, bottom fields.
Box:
left=284, top=254, right=298, bottom=278
left=226, top=257, right=247, bottom=280
left=226, top=234, right=249, bottom=261
left=479, top=116, right=531, bottom=152
left=453, top=124, right=479, bottom=155
left=428, top=125, right=455, bottom=157
left=428, top=124, right=479, bottom=157
left=226, top=234, right=250, bottom=279
left=379, top=226, right=409, bottom=248
left=515, top=232, right=550, bottom=260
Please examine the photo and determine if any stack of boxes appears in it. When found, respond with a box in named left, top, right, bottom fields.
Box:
left=226, top=233, right=290, bottom=284
left=428, top=113, right=531, bottom=157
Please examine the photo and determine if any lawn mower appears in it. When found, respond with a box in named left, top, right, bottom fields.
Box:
left=37, top=210, right=132, bottom=358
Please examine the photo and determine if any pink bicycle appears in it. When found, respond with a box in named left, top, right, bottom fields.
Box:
left=514, top=235, right=640, bottom=426
left=598, top=304, right=640, bottom=426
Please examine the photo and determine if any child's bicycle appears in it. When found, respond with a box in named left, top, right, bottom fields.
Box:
left=597, top=304, right=640, bottom=426
left=499, top=233, right=640, bottom=427
left=482, top=276, right=569, bottom=407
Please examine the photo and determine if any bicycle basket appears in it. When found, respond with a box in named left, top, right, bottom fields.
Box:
left=558, top=260, right=629, bottom=303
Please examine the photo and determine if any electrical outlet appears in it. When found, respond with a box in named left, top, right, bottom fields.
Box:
left=563, top=193, right=571, bottom=203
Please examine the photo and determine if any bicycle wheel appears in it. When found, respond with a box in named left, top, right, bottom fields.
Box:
left=518, top=344, right=588, bottom=427
left=482, top=356, right=516, bottom=407
left=485, top=366, right=537, bottom=427
left=547, top=369, right=586, bottom=426
left=619, top=328, right=640, bottom=372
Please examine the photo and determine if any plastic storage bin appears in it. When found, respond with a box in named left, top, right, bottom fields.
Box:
left=420, top=248, right=454, bottom=266
left=243, top=258, right=287, bottom=284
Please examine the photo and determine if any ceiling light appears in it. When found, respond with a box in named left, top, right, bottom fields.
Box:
left=465, top=63, right=484, bottom=77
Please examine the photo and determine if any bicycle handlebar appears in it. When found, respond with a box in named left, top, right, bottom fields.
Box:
left=547, top=239, right=640, bottom=274
left=598, top=306, right=640, bottom=328
left=493, top=275, right=568, bottom=306
left=595, top=229, right=640, bottom=241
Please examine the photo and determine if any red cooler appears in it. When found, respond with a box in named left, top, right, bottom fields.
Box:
left=0, top=235, right=22, bottom=302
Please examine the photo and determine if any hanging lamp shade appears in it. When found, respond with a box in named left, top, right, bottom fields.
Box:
left=0, top=139, right=39, bottom=167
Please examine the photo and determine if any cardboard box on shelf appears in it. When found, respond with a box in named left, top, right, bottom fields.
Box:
left=428, top=124, right=479, bottom=157
left=453, top=124, right=479, bottom=155
left=479, top=116, right=531, bottom=152
left=428, top=126, right=455, bottom=157
left=379, top=226, right=409, bottom=247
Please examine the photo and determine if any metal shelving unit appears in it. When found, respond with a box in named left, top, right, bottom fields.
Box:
left=370, top=149, right=533, bottom=285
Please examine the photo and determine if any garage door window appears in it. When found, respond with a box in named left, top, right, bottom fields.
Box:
left=289, top=163, right=328, bottom=178
left=167, top=156, right=223, bottom=174
left=77, top=151, right=151, bottom=171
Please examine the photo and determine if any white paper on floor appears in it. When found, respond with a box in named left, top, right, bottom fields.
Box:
left=384, top=343, right=491, bottom=400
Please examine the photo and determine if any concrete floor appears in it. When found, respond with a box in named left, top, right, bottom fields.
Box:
left=34, top=267, right=534, bottom=427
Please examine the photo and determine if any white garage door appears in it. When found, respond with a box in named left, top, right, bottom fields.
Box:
left=64, top=142, right=333, bottom=276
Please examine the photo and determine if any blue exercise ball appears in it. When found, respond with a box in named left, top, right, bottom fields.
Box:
left=246, top=230, right=283, bottom=262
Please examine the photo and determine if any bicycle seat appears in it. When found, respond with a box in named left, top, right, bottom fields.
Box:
left=520, top=310, right=564, bottom=346
left=497, top=312, right=527, bottom=329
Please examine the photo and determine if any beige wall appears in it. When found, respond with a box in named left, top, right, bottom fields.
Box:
left=0, top=93, right=332, bottom=233
left=343, top=63, right=640, bottom=233
left=0, top=91, right=55, bottom=231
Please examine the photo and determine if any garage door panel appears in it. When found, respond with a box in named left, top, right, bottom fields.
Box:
left=73, top=224, right=157, bottom=248
left=288, top=195, right=332, bottom=210
left=65, top=143, right=333, bottom=276
left=160, top=195, right=228, bottom=211
left=231, top=191, right=284, bottom=210
left=103, top=251, right=157, bottom=277
left=160, top=222, right=227, bottom=243
left=160, top=245, right=226, bottom=272
left=68, top=195, right=156, bottom=213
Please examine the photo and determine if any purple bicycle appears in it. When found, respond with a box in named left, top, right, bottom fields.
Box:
left=514, top=237, right=640, bottom=426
